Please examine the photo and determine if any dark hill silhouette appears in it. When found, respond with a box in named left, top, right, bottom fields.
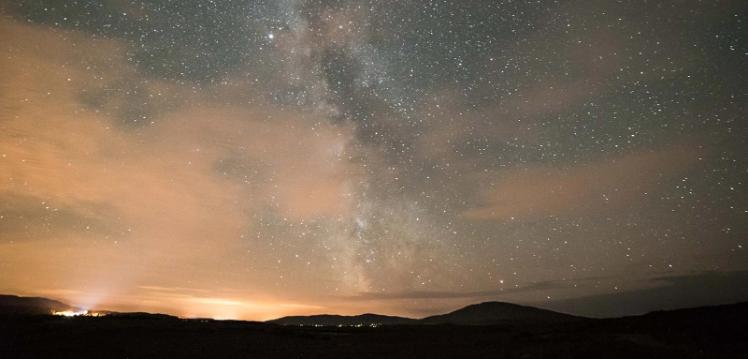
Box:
left=421, top=301, right=582, bottom=325
left=269, top=301, right=581, bottom=326
left=0, top=295, right=182, bottom=319
left=269, top=313, right=417, bottom=326
left=105, top=312, right=179, bottom=320
left=1, top=296, right=746, bottom=358
left=0, top=294, right=79, bottom=315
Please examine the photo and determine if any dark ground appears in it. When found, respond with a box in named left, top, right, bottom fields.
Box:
left=1, top=303, right=747, bottom=359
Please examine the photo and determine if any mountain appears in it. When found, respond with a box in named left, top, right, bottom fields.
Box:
left=2, top=300, right=747, bottom=358
left=0, top=294, right=587, bottom=327
left=0, top=294, right=79, bottom=315
left=269, top=302, right=580, bottom=326
left=105, top=312, right=179, bottom=320
left=420, top=301, right=582, bottom=325
left=269, top=313, right=417, bottom=326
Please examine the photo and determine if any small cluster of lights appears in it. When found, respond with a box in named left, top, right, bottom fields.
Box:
left=339, top=323, right=380, bottom=328
left=52, top=310, right=104, bottom=317
left=299, top=323, right=380, bottom=328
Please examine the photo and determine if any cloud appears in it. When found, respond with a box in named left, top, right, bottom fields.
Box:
left=464, top=145, right=703, bottom=221
left=542, top=270, right=748, bottom=318
left=1, top=1, right=745, bottom=322
left=348, top=280, right=561, bottom=301
left=0, top=18, right=359, bottom=310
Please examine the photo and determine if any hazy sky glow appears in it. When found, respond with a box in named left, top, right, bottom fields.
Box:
left=0, top=1, right=746, bottom=320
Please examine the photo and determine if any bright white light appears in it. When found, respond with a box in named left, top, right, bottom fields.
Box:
left=51, top=309, right=104, bottom=317
left=52, top=309, right=88, bottom=317
left=267, top=33, right=274, bottom=40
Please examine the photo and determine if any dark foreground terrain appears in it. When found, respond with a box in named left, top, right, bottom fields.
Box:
left=1, top=301, right=747, bottom=358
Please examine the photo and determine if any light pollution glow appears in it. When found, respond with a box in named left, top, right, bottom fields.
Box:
left=0, top=1, right=746, bottom=320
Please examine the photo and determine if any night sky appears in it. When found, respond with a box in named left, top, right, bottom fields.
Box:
left=0, top=0, right=746, bottom=320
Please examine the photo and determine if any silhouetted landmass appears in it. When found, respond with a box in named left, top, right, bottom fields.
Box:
left=420, top=301, right=581, bottom=325
left=105, top=312, right=180, bottom=320
left=0, top=294, right=78, bottom=315
left=542, top=271, right=748, bottom=318
left=269, top=313, right=417, bottom=326
left=1, top=295, right=746, bottom=358
left=269, top=301, right=579, bottom=327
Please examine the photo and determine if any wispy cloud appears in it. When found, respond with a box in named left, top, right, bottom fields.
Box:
left=464, top=144, right=703, bottom=221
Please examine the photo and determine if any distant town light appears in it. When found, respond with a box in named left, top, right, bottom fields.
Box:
left=52, top=309, right=87, bottom=317
left=52, top=310, right=104, bottom=317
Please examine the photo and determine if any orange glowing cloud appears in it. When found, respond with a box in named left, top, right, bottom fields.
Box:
left=0, top=19, right=359, bottom=315
left=464, top=144, right=703, bottom=221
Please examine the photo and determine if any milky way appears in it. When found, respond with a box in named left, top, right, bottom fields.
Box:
left=0, top=1, right=746, bottom=320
